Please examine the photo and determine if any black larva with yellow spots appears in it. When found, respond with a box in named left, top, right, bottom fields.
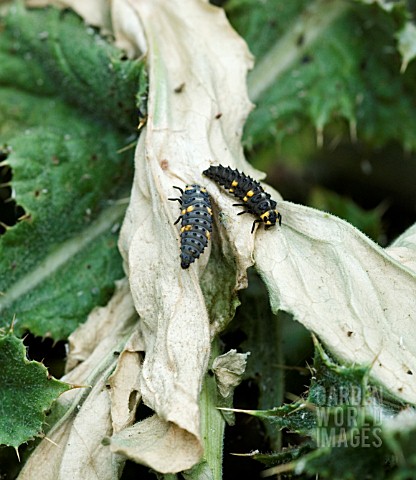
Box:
left=169, top=185, right=213, bottom=269
left=203, top=165, right=282, bottom=233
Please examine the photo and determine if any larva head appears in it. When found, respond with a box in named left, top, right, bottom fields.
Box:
left=260, top=209, right=282, bottom=228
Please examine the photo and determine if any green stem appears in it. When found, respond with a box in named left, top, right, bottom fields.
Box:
left=200, top=339, right=225, bottom=480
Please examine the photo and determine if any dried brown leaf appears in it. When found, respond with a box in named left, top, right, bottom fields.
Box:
left=255, top=200, right=416, bottom=404
left=111, top=414, right=202, bottom=473
left=116, top=0, right=255, bottom=472
left=18, top=280, right=139, bottom=480
left=108, top=330, right=144, bottom=433
left=212, top=349, right=250, bottom=399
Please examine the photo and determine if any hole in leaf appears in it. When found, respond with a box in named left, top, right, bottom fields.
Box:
left=128, top=390, right=139, bottom=412
left=0, top=146, right=26, bottom=235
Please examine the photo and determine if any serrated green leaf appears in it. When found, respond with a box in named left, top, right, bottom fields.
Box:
left=246, top=339, right=414, bottom=478
left=0, top=203, right=126, bottom=339
left=240, top=402, right=317, bottom=436
left=0, top=331, right=70, bottom=448
left=294, top=431, right=389, bottom=480
left=227, top=0, right=416, bottom=150
left=0, top=5, right=146, bottom=339
left=252, top=442, right=314, bottom=468
left=308, top=338, right=371, bottom=407
left=0, top=4, right=143, bottom=131
left=228, top=338, right=382, bottom=440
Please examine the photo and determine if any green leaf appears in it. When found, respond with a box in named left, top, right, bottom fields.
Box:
left=227, top=0, right=416, bottom=150
left=239, top=402, right=317, bottom=436
left=239, top=339, right=415, bottom=478
left=251, top=443, right=315, bottom=468
left=0, top=331, right=71, bottom=448
left=307, top=339, right=372, bottom=407
left=0, top=5, right=146, bottom=339
left=0, top=4, right=142, bottom=131
left=295, top=426, right=389, bottom=480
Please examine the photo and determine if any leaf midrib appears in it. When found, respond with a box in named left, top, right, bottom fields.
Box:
left=0, top=202, right=126, bottom=314
left=247, top=0, right=351, bottom=102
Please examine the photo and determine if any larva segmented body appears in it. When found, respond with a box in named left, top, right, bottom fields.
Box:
left=203, top=165, right=281, bottom=233
left=169, top=185, right=213, bottom=269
